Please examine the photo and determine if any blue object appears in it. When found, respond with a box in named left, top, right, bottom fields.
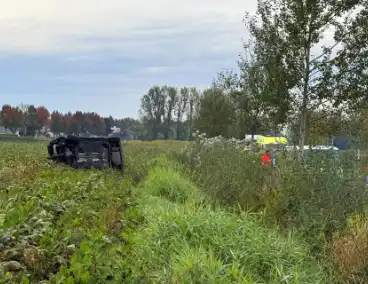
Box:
left=328, top=136, right=352, bottom=150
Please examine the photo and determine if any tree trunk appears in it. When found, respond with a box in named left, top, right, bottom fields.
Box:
left=188, top=116, right=193, bottom=141
left=165, top=116, right=171, bottom=140
left=250, top=123, right=257, bottom=152
left=298, top=107, right=308, bottom=150
left=176, top=116, right=181, bottom=140
left=298, top=28, right=312, bottom=156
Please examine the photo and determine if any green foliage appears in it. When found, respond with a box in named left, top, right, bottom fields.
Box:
left=276, top=154, right=368, bottom=252
left=0, top=142, right=138, bottom=283
left=0, top=140, right=335, bottom=283
left=194, top=88, right=235, bottom=138
left=139, top=85, right=199, bottom=140
left=187, top=142, right=264, bottom=210
left=140, top=164, right=200, bottom=203
left=243, top=0, right=364, bottom=148
left=183, top=139, right=368, bottom=280
left=127, top=173, right=326, bottom=283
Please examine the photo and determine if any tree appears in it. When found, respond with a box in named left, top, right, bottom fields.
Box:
left=194, top=88, right=235, bottom=138
left=239, top=44, right=276, bottom=141
left=88, top=113, right=106, bottom=135
left=65, top=113, right=80, bottom=134
left=0, top=104, right=11, bottom=125
left=36, top=106, right=50, bottom=129
left=25, top=105, right=38, bottom=135
left=17, top=103, right=30, bottom=135
left=187, top=87, right=200, bottom=140
left=245, top=0, right=363, bottom=152
left=50, top=111, right=63, bottom=134
left=73, top=111, right=84, bottom=133
left=332, top=4, right=368, bottom=111
left=140, top=85, right=166, bottom=140
left=104, top=116, right=115, bottom=135
left=164, top=86, right=178, bottom=139
left=0, top=104, right=23, bottom=131
left=175, top=87, right=189, bottom=140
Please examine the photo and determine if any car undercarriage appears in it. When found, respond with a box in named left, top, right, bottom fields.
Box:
left=47, top=135, right=124, bottom=171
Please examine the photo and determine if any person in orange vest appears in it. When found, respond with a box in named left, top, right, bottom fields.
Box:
left=261, top=149, right=272, bottom=168
left=261, top=149, right=273, bottom=191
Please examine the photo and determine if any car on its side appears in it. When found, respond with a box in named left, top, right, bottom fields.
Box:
left=47, top=135, right=124, bottom=171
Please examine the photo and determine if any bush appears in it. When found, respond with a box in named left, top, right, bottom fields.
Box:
left=275, top=153, right=368, bottom=253
left=187, top=142, right=264, bottom=210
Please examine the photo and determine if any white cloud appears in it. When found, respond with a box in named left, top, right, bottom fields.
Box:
left=0, top=0, right=254, bottom=55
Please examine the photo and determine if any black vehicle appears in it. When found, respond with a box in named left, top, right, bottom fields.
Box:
left=47, top=135, right=124, bottom=171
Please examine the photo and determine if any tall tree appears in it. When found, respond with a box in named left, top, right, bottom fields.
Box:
left=65, top=113, right=80, bottom=134
left=140, top=85, right=166, bottom=139
left=245, top=0, right=363, bottom=151
left=50, top=111, right=63, bottom=135
left=164, top=86, right=178, bottom=139
left=88, top=113, right=106, bottom=135
left=332, top=3, right=368, bottom=111
left=175, top=87, right=189, bottom=140
left=36, top=106, right=50, bottom=129
left=187, top=87, right=200, bottom=140
left=104, top=116, right=115, bottom=135
left=194, top=88, right=235, bottom=138
left=26, top=105, right=38, bottom=135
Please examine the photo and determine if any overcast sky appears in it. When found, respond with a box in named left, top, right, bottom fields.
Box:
left=0, top=0, right=259, bottom=118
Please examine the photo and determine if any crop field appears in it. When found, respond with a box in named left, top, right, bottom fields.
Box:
left=1, top=139, right=368, bottom=283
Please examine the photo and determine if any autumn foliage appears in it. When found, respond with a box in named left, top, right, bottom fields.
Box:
left=0, top=104, right=107, bottom=135
left=0, top=105, right=24, bottom=130
left=36, top=106, right=50, bottom=128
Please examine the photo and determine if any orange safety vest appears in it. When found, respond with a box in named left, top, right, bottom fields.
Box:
left=261, top=153, right=272, bottom=166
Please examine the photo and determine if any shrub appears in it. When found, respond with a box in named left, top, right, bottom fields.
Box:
left=275, top=153, right=368, bottom=253
left=188, top=142, right=264, bottom=210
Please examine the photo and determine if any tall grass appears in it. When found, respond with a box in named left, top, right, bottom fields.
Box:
left=125, top=163, right=327, bottom=283
left=179, top=140, right=368, bottom=281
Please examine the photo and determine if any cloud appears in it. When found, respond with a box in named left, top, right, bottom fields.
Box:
left=0, top=0, right=345, bottom=119
left=0, top=0, right=253, bottom=55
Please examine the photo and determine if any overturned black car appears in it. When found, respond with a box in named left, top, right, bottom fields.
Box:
left=47, top=135, right=124, bottom=171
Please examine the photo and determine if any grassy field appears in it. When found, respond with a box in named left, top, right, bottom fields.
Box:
left=1, top=139, right=368, bottom=283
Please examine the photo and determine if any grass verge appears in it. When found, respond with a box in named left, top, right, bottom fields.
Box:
left=124, top=160, right=328, bottom=283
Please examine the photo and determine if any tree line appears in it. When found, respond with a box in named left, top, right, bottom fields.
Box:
left=0, top=104, right=143, bottom=138
left=140, top=0, right=368, bottom=147
left=2, top=0, right=368, bottom=146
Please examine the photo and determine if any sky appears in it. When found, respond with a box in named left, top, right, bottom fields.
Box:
left=0, top=0, right=257, bottom=119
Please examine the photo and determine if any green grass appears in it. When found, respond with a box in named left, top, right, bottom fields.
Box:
left=139, top=159, right=201, bottom=203
left=125, top=163, right=327, bottom=283
left=3, top=140, right=364, bottom=283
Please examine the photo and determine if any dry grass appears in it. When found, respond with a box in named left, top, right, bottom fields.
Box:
left=331, top=214, right=368, bottom=283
